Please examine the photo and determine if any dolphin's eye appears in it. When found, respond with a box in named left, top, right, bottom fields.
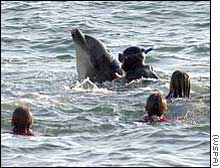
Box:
left=107, top=49, right=110, bottom=53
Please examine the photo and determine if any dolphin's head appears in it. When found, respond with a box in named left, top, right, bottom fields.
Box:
left=71, top=29, right=88, bottom=50
left=71, top=29, right=84, bottom=42
left=71, top=29, right=124, bottom=83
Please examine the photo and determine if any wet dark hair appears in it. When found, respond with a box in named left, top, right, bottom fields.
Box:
left=166, top=70, right=191, bottom=99
left=146, top=92, right=168, bottom=117
left=121, top=46, right=145, bottom=72
left=12, top=106, right=33, bottom=131
left=123, top=46, right=144, bottom=56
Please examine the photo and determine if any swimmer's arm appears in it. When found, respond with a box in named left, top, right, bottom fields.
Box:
left=141, top=66, right=159, bottom=79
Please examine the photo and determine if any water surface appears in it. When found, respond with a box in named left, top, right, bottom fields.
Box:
left=1, top=1, right=210, bottom=167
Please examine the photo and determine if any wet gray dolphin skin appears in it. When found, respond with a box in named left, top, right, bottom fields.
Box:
left=71, top=29, right=122, bottom=83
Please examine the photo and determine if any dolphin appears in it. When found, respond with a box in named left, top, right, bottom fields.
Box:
left=71, top=29, right=123, bottom=83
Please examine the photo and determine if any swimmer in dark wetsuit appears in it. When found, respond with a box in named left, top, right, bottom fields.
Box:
left=11, top=106, right=34, bottom=136
left=118, top=46, right=159, bottom=82
left=143, top=92, right=169, bottom=124
left=166, top=70, right=191, bottom=100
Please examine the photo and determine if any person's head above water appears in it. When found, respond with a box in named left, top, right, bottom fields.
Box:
left=118, top=46, right=153, bottom=72
left=166, top=70, right=191, bottom=99
left=144, top=92, right=168, bottom=123
left=12, top=106, right=34, bottom=136
left=117, top=46, right=158, bottom=81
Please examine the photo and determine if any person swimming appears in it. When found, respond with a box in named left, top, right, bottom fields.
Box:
left=11, top=106, right=34, bottom=136
left=143, top=92, right=169, bottom=123
left=118, top=46, right=159, bottom=82
left=166, top=70, right=191, bottom=100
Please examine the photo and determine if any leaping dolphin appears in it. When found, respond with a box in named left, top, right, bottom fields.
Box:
left=71, top=29, right=123, bottom=83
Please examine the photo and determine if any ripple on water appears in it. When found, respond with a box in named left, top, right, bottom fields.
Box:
left=1, top=1, right=210, bottom=167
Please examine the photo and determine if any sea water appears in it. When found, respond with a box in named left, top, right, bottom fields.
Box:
left=1, top=1, right=210, bottom=167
